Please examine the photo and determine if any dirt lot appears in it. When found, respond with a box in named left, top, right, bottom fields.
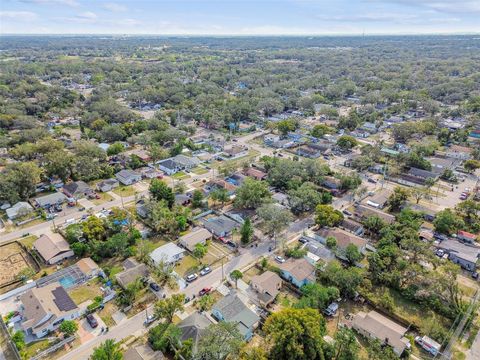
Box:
left=0, top=241, right=38, bottom=290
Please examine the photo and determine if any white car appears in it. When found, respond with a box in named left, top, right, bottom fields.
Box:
left=200, top=267, right=212, bottom=276
left=275, top=256, right=286, bottom=263
left=185, top=273, right=198, bottom=282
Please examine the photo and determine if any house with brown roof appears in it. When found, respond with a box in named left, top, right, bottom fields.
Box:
left=244, top=167, right=267, bottom=181
left=33, top=234, right=74, bottom=265
left=446, top=145, right=473, bottom=160
left=316, top=228, right=368, bottom=259
left=115, top=258, right=149, bottom=289
left=355, top=204, right=395, bottom=224
left=352, top=311, right=411, bottom=356
left=250, top=271, right=282, bottom=306
left=19, top=282, right=80, bottom=338
left=124, top=345, right=164, bottom=360
left=179, top=228, right=212, bottom=252
left=279, top=258, right=316, bottom=288
left=222, top=145, right=248, bottom=159
left=76, top=258, right=101, bottom=278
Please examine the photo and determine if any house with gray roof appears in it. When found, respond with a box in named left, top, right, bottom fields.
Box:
left=436, top=239, right=480, bottom=271
left=212, top=292, right=259, bottom=341
left=150, top=242, right=186, bottom=265
left=115, top=169, right=142, bottom=185
left=115, top=258, right=149, bottom=289
left=157, top=155, right=200, bottom=175
left=33, top=192, right=68, bottom=208
left=178, top=312, right=213, bottom=353
left=179, top=228, right=212, bottom=252
left=97, top=178, right=119, bottom=192
left=203, top=215, right=239, bottom=238
left=62, top=181, right=94, bottom=199
left=6, top=202, right=33, bottom=220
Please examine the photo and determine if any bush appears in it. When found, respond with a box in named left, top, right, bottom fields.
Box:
left=12, top=331, right=25, bottom=351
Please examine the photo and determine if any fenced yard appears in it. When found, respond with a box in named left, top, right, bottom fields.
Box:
left=0, top=241, right=39, bottom=292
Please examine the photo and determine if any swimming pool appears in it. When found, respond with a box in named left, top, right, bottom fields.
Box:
left=59, top=275, right=77, bottom=289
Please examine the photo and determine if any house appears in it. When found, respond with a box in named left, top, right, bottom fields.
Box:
left=97, top=179, right=119, bottom=192
left=279, top=258, right=316, bottom=288
left=33, top=234, right=74, bottom=265
left=407, top=168, right=438, bottom=183
left=178, top=312, right=213, bottom=353
left=363, top=189, right=392, bottom=209
left=212, top=292, right=260, bottom=341
left=115, top=169, right=142, bottom=185
left=436, top=239, right=480, bottom=271
left=125, top=149, right=151, bottom=163
left=157, top=155, right=200, bottom=175
left=139, top=167, right=163, bottom=179
left=244, top=168, right=267, bottom=181
left=445, top=145, right=473, bottom=160
left=179, top=228, right=212, bottom=252
left=428, top=157, right=460, bottom=175
left=316, top=228, right=368, bottom=258
left=62, top=181, right=94, bottom=199
left=457, top=230, right=477, bottom=243
left=352, top=311, right=410, bottom=356
left=355, top=204, right=395, bottom=224
left=405, top=203, right=437, bottom=222
left=115, top=258, right=149, bottom=289
left=19, top=282, right=80, bottom=338
left=175, top=194, right=191, bottom=206
left=226, top=173, right=246, bottom=186
left=322, top=176, right=342, bottom=195
left=203, top=215, right=239, bottom=238
left=33, top=192, right=67, bottom=208
left=340, top=218, right=364, bottom=236
left=203, top=179, right=237, bottom=195
left=296, top=144, right=323, bottom=159
left=150, top=243, right=186, bottom=265
left=250, top=271, right=282, bottom=306
left=76, top=258, right=101, bottom=278
left=223, top=145, right=248, bottom=159
left=124, top=345, right=164, bottom=360
left=6, top=202, right=33, bottom=220
left=359, top=122, right=377, bottom=134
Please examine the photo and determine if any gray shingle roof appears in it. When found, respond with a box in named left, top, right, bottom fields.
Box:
left=213, top=293, right=259, bottom=337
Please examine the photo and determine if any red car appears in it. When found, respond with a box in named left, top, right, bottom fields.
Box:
left=198, top=287, right=212, bottom=296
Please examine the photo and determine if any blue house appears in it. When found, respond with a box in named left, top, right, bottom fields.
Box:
left=279, top=258, right=316, bottom=288
left=212, top=292, right=260, bottom=341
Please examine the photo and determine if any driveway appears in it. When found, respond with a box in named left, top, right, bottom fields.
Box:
left=77, top=314, right=106, bottom=344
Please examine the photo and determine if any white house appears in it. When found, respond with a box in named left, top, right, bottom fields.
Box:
left=115, top=169, right=142, bottom=185
left=150, top=242, right=186, bottom=265
left=34, top=234, right=74, bottom=265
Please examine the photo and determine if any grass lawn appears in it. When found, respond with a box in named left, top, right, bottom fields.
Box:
left=19, top=234, right=38, bottom=249
left=242, top=266, right=261, bottom=283
left=211, top=149, right=260, bottom=170
left=113, top=185, right=137, bottom=197
left=91, top=192, right=114, bottom=206
left=25, top=339, right=53, bottom=358
left=68, top=280, right=103, bottom=305
left=172, top=171, right=190, bottom=180
left=191, top=167, right=209, bottom=175
left=98, top=302, right=118, bottom=327
left=174, top=255, right=200, bottom=277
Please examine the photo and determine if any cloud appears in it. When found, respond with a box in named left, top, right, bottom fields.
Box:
left=0, top=11, right=38, bottom=21
left=18, top=0, right=79, bottom=7
left=102, top=2, right=127, bottom=12
left=374, top=0, right=480, bottom=14
left=78, top=11, right=97, bottom=20
left=315, top=13, right=419, bottom=23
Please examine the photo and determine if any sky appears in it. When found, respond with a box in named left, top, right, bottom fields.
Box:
left=1, top=0, right=479, bottom=35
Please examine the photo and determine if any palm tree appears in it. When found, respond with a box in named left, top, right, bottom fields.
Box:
left=90, top=339, right=123, bottom=360
left=230, top=270, right=243, bottom=288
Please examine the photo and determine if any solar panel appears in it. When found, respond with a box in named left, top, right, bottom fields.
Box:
left=52, top=287, right=77, bottom=311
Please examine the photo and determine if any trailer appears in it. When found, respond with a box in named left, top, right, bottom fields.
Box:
left=415, top=335, right=441, bottom=356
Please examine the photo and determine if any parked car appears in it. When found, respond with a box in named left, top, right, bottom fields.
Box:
left=199, top=287, right=212, bottom=296
left=226, top=241, right=237, bottom=248
left=367, top=178, right=377, bottom=183
left=435, top=249, right=445, bottom=257
left=144, top=314, right=156, bottom=326
left=86, top=314, right=98, bottom=328
left=78, top=207, right=86, bottom=211
left=185, top=273, right=198, bottom=282
left=275, top=255, right=286, bottom=263
left=472, top=272, right=479, bottom=280
left=298, top=238, right=309, bottom=244
left=342, top=209, right=352, bottom=216
left=200, top=267, right=212, bottom=276
left=149, top=282, right=161, bottom=291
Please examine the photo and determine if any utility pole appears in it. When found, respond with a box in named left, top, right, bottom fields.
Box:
left=221, top=258, right=224, bottom=281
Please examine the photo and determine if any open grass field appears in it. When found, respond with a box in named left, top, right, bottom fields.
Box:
left=191, top=166, right=209, bottom=175
left=172, top=171, right=190, bottom=180
left=113, top=185, right=136, bottom=197
left=174, top=255, right=200, bottom=277
left=91, top=192, right=114, bottom=205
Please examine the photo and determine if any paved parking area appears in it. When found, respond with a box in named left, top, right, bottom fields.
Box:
left=77, top=314, right=106, bottom=344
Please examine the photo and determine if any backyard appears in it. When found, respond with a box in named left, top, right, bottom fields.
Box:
left=68, top=279, right=103, bottom=305
left=91, top=192, right=114, bottom=206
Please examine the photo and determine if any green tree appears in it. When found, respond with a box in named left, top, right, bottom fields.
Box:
left=12, top=331, right=25, bottom=351
left=464, top=159, right=480, bottom=173
left=230, top=270, right=243, bottom=288
left=344, top=244, right=363, bottom=265
left=295, top=283, right=339, bottom=312
left=315, top=205, right=344, bottom=228
left=240, top=218, right=254, bottom=244
left=326, top=236, right=337, bottom=249
left=362, top=216, right=386, bottom=239
left=336, top=135, right=358, bottom=151
left=106, top=142, right=124, bottom=156
left=65, top=223, right=83, bottom=243
left=148, top=322, right=181, bottom=353
left=234, top=178, right=271, bottom=209
left=276, top=119, right=297, bottom=136
left=288, top=182, right=326, bottom=214
left=0, top=162, right=43, bottom=203
left=82, top=216, right=106, bottom=241
left=154, top=294, right=185, bottom=324
left=257, top=203, right=293, bottom=245
left=193, top=243, right=208, bottom=259
left=333, top=327, right=359, bottom=360
left=264, top=308, right=327, bottom=360
left=433, top=209, right=464, bottom=235
left=192, top=189, right=204, bottom=208
left=310, top=124, right=334, bottom=138
left=387, top=187, right=409, bottom=212
left=196, top=322, right=244, bottom=360
left=210, top=188, right=229, bottom=207
left=150, top=179, right=175, bottom=208
left=90, top=339, right=123, bottom=360
left=59, top=320, right=78, bottom=337
left=153, top=260, right=177, bottom=289
left=197, top=294, right=215, bottom=312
